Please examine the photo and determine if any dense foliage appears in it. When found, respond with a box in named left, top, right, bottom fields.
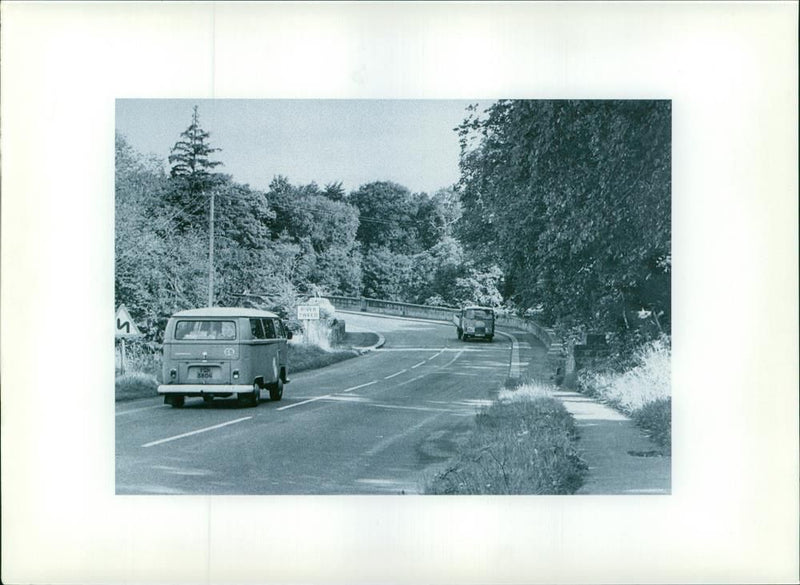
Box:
left=115, top=107, right=503, bottom=344
left=117, top=101, right=670, bottom=354
left=456, top=100, right=671, bottom=341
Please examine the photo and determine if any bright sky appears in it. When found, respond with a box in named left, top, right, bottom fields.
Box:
left=116, top=99, right=482, bottom=195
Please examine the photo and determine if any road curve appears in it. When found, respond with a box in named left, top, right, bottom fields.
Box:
left=115, top=312, right=540, bottom=494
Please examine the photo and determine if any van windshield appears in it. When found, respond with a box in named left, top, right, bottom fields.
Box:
left=465, top=309, right=493, bottom=319
left=175, top=320, right=236, bottom=340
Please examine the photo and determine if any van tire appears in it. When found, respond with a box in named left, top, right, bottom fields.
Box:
left=457, top=328, right=463, bottom=340
left=269, top=378, right=284, bottom=402
left=240, top=383, right=260, bottom=408
left=167, top=395, right=185, bottom=408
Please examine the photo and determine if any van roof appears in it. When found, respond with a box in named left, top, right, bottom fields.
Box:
left=171, top=307, right=281, bottom=319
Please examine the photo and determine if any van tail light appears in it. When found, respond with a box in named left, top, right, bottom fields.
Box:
left=170, top=369, right=177, bottom=380
left=232, top=370, right=240, bottom=380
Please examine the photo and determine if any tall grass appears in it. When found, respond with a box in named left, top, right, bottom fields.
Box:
left=287, top=341, right=358, bottom=373
left=579, top=336, right=671, bottom=452
left=579, top=336, right=670, bottom=411
left=426, top=382, right=586, bottom=495
left=115, top=340, right=160, bottom=401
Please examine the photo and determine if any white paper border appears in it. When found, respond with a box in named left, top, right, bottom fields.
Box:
left=2, top=2, right=798, bottom=583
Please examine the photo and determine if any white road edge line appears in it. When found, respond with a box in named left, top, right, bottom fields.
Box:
left=394, top=374, right=426, bottom=388
left=342, top=380, right=378, bottom=393
left=141, top=416, right=253, bottom=448
left=384, top=369, right=408, bottom=380
left=494, top=330, right=520, bottom=378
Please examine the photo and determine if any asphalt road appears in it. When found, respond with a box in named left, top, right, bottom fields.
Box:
left=115, top=312, right=539, bottom=495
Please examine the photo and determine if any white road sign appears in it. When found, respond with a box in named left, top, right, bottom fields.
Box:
left=297, top=305, right=321, bottom=320
left=115, top=304, right=142, bottom=337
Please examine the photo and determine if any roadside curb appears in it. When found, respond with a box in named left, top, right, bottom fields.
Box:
left=351, top=331, right=386, bottom=354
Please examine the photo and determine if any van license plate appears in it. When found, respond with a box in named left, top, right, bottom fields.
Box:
left=197, top=367, right=212, bottom=379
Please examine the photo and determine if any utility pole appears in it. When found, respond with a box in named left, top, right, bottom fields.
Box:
left=208, top=188, right=215, bottom=307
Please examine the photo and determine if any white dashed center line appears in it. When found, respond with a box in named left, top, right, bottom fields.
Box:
left=384, top=369, right=407, bottom=380
left=276, top=395, right=331, bottom=411
left=142, top=416, right=253, bottom=448
left=116, top=404, right=169, bottom=416
left=411, top=360, right=426, bottom=369
left=342, top=380, right=378, bottom=393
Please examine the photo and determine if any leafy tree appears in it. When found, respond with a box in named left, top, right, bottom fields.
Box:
left=212, top=177, right=275, bottom=249
left=263, top=176, right=363, bottom=296
left=362, top=247, right=416, bottom=300
left=323, top=181, right=346, bottom=202
left=456, top=100, right=671, bottom=338
left=167, top=105, right=223, bottom=227
left=349, top=181, right=425, bottom=255
left=452, top=264, right=504, bottom=308
left=115, top=133, right=208, bottom=341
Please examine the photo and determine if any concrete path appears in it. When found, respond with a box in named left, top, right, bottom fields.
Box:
left=553, top=389, right=671, bottom=495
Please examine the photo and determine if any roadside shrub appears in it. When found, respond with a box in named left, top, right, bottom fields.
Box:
left=579, top=336, right=670, bottom=411
left=426, top=385, right=586, bottom=495
left=116, top=339, right=161, bottom=379
left=498, top=380, right=553, bottom=402
left=631, top=398, right=672, bottom=454
left=579, top=336, right=671, bottom=452
left=115, top=372, right=158, bottom=402
left=115, top=339, right=162, bottom=402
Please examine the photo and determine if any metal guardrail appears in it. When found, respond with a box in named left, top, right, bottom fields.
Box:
left=325, top=295, right=560, bottom=351
left=324, top=295, right=568, bottom=383
left=324, top=295, right=460, bottom=323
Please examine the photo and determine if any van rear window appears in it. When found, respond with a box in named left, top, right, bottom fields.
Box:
left=175, top=320, right=236, bottom=340
left=465, top=309, right=493, bottom=319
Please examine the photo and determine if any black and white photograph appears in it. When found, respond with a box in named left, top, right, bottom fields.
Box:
left=114, top=99, right=672, bottom=496
left=2, top=2, right=797, bottom=584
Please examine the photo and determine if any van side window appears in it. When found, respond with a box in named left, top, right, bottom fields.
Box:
left=250, top=318, right=265, bottom=339
left=262, top=318, right=276, bottom=339
left=273, top=319, right=285, bottom=338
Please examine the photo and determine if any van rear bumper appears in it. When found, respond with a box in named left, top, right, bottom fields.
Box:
left=158, top=384, right=253, bottom=395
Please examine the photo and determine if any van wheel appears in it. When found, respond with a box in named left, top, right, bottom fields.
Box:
left=487, top=335, right=494, bottom=342
left=167, top=395, right=185, bottom=408
left=239, top=383, right=260, bottom=408
left=269, top=378, right=284, bottom=402
left=457, top=329, right=463, bottom=340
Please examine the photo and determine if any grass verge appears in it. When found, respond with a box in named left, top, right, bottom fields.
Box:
left=630, top=398, right=671, bottom=454
left=425, top=383, right=586, bottom=494
left=115, top=372, right=159, bottom=402
left=578, top=336, right=671, bottom=455
left=288, top=343, right=359, bottom=374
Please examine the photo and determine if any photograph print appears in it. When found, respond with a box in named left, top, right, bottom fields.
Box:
left=115, top=99, right=671, bottom=495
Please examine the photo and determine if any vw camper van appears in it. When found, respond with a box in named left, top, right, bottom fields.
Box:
left=158, top=308, right=292, bottom=408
